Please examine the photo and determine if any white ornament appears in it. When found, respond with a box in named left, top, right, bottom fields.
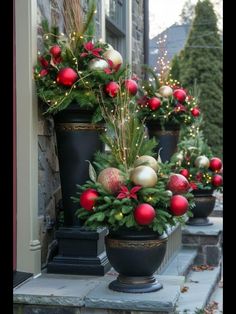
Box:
left=159, top=86, right=173, bottom=98
left=103, top=49, right=123, bottom=68
left=88, top=58, right=109, bottom=71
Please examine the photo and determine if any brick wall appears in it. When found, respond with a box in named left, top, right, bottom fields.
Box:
left=37, top=0, right=145, bottom=267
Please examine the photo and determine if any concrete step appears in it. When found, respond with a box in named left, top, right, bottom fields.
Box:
left=206, top=282, right=223, bottom=314
left=160, top=248, right=198, bottom=277
left=176, top=265, right=221, bottom=314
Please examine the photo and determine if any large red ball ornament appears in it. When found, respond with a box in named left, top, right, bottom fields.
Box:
left=80, top=189, right=99, bottom=211
left=50, top=45, right=61, bottom=57
left=56, top=67, right=78, bottom=86
left=179, top=169, right=189, bottom=178
left=212, top=174, right=223, bottom=187
left=124, top=79, right=138, bottom=95
left=209, top=157, right=222, bottom=172
left=148, top=97, right=161, bottom=111
left=191, top=107, right=200, bottom=117
left=170, top=195, right=189, bottom=216
left=167, top=174, right=190, bottom=194
left=105, top=81, right=120, bottom=97
left=97, top=167, right=125, bottom=194
left=134, top=203, right=156, bottom=225
left=173, top=89, right=187, bottom=102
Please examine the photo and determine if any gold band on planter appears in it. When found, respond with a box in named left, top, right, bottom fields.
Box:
left=56, top=122, right=105, bottom=131
left=106, top=238, right=167, bottom=249
left=155, top=130, right=180, bottom=136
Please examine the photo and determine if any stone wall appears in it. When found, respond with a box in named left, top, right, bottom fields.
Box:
left=132, top=0, right=145, bottom=77
left=37, top=0, right=145, bottom=268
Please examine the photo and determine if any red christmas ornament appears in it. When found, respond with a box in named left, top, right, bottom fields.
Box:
left=50, top=45, right=61, bottom=58
left=179, top=169, right=189, bottom=178
left=148, top=97, right=161, bottom=111
left=167, top=174, right=190, bottom=194
left=97, top=167, right=125, bottom=194
left=124, top=79, right=138, bottom=95
left=170, top=195, right=189, bottom=216
left=173, top=89, right=187, bottom=102
left=209, top=157, right=222, bottom=172
left=191, top=107, right=200, bottom=117
left=134, top=203, right=156, bottom=225
left=212, top=175, right=223, bottom=187
left=80, top=189, right=99, bottom=211
left=105, top=81, right=120, bottom=97
left=56, top=67, right=78, bottom=87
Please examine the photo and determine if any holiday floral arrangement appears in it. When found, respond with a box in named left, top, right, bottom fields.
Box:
left=171, top=120, right=223, bottom=192
left=34, top=0, right=137, bottom=122
left=137, top=69, right=201, bottom=129
left=73, top=83, right=194, bottom=233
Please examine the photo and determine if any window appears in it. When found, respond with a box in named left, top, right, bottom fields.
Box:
left=105, top=0, right=127, bottom=59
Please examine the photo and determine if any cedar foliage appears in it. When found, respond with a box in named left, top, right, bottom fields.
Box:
left=178, top=0, right=223, bottom=157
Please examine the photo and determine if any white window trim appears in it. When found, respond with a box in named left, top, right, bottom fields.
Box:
left=15, top=0, right=41, bottom=275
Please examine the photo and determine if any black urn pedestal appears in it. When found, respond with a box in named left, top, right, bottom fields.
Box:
left=146, top=121, right=180, bottom=163
left=47, top=104, right=111, bottom=275
left=105, top=229, right=167, bottom=293
left=186, top=189, right=216, bottom=226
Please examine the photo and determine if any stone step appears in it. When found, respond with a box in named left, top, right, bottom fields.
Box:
left=14, top=272, right=185, bottom=314
left=160, top=248, right=198, bottom=277
left=182, top=217, right=223, bottom=266
left=206, top=281, right=223, bottom=314
left=176, top=265, right=221, bottom=314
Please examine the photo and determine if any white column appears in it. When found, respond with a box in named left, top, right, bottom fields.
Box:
left=15, top=0, right=41, bottom=275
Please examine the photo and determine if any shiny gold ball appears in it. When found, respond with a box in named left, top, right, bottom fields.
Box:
left=130, top=166, right=158, bottom=187
left=134, top=155, right=159, bottom=172
left=88, top=58, right=109, bottom=71
left=103, top=49, right=123, bottom=68
left=194, top=156, right=210, bottom=168
left=159, top=86, right=173, bottom=98
left=176, top=152, right=184, bottom=161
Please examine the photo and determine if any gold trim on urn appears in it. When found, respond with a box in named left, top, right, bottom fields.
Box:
left=56, top=122, right=104, bottom=132
left=106, top=238, right=167, bottom=249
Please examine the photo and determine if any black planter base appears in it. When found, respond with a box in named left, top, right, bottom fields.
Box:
left=109, top=275, right=163, bottom=293
left=186, top=217, right=213, bottom=226
left=47, top=227, right=111, bottom=275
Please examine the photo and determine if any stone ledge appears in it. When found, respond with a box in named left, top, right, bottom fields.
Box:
left=182, top=217, right=222, bottom=236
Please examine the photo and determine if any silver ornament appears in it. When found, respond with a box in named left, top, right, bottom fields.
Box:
left=88, top=58, right=109, bottom=71
left=194, top=155, right=210, bottom=168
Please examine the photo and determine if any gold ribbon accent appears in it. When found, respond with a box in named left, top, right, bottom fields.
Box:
left=106, top=237, right=167, bottom=249
left=56, top=122, right=104, bottom=131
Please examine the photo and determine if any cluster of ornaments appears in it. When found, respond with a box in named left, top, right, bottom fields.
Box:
left=180, top=156, right=223, bottom=188
left=79, top=156, right=190, bottom=226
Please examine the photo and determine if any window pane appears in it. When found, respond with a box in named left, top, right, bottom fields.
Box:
left=105, top=0, right=125, bottom=31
